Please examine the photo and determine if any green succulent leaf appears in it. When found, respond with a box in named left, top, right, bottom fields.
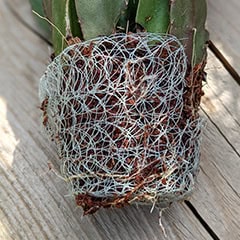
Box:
left=74, top=0, right=128, bottom=40
left=52, top=0, right=82, bottom=55
left=29, top=0, right=51, bottom=38
left=69, top=0, right=83, bottom=38
left=31, top=0, right=208, bottom=64
left=117, top=0, right=139, bottom=32
left=52, top=0, right=68, bottom=55
left=170, top=0, right=209, bottom=65
left=136, top=0, right=170, bottom=33
left=42, top=0, right=52, bottom=21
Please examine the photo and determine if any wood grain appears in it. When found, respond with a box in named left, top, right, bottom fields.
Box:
left=191, top=115, right=240, bottom=239
left=191, top=50, right=240, bottom=239
left=202, top=50, right=240, bottom=153
left=5, top=0, right=50, bottom=42
left=204, top=50, right=240, bottom=126
left=1, top=0, right=240, bottom=239
left=207, top=0, right=240, bottom=74
left=0, top=1, right=211, bottom=240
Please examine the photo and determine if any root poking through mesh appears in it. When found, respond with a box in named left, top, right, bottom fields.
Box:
left=159, top=208, right=167, bottom=238
left=39, top=33, right=204, bottom=214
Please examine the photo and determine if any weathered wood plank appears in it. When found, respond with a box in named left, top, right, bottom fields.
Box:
left=202, top=50, right=240, bottom=153
left=199, top=4, right=240, bottom=237
left=204, top=50, right=240, bottom=127
left=207, top=0, right=240, bottom=74
left=191, top=117, right=240, bottom=239
left=189, top=52, right=240, bottom=239
left=5, top=0, right=50, bottom=41
left=0, top=1, right=211, bottom=240
left=2, top=1, right=240, bottom=240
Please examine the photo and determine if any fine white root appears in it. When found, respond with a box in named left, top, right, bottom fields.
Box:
left=39, top=33, right=204, bottom=207
left=159, top=208, right=167, bottom=238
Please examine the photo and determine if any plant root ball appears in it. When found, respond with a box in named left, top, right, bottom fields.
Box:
left=39, top=33, right=204, bottom=214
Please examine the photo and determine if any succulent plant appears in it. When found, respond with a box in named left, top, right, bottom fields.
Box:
left=32, top=0, right=208, bottom=214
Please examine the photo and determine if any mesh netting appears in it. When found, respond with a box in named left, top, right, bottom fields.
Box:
left=39, top=33, right=204, bottom=214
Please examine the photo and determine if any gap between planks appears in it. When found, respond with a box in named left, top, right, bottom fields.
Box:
left=207, top=0, right=240, bottom=76
left=1, top=0, right=240, bottom=239
left=0, top=1, right=212, bottom=239
left=208, top=41, right=240, bottom=86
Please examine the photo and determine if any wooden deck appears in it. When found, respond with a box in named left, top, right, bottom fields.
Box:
left=0, top=1, right=239, bottom=239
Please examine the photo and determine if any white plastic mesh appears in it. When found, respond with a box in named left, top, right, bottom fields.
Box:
left=39, top=33, right=204, bottom=213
